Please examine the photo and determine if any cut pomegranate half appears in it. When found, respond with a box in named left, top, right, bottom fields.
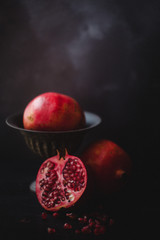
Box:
left=36, top=151, right=87, bottom=211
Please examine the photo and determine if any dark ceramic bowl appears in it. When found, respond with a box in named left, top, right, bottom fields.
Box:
left=6, top=111, right=101, bottom=158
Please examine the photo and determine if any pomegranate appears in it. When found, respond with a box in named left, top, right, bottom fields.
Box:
left=41, top=212, right=47, bottom=220
left=36, top=151, right=87, bottom=211
left=81, top=139, right=132, bottom=194
left=23, top=92, right=85, bottom=131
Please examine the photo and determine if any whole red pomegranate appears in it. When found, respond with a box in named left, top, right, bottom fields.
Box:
left=36, top=151, right=87, bottom=211
left=23, top=92, right=85, bottom=131
left=81, top=139, right=132, bottom=194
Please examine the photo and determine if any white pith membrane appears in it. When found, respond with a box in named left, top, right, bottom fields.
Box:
left=36, top=156, right=86, bottom=211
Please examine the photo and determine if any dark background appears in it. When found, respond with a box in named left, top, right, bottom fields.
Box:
left=1, top=0, right=160, bottom=239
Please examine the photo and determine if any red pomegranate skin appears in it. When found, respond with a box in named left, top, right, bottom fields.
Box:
left=23, top=92, right=85, bottom=131
left=81, top=139, right=132, bottom=194
left=36, top=151, right=87, bottom=211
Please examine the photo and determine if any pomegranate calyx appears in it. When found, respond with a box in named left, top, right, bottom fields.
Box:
left=56, top=148, right=69, bottom=160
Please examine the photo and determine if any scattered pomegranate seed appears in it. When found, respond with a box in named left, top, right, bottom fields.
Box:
left=66, top=212, right=76, bottom=219
left=95, top=224, right=101, bottom=229
left=53, top=212, right=59, bottom=217
left=95, top=219, right=101, bottom=225
left=41, top=212, right=47, bottom=220
left=47, top=227, right=56, bottom=234
left=89, top=222, right=95, bottom=228
left=88, top=219, right=95, bottom=228
left=81, top=226, right=92, bottom=234
left=94, top=225, right=106, bottom=235
left=109, top=218, right=114, bottom=226
left=75, top=229, right=81, bottom=234
left=78, top=217, right=85, bottom=223
left=40, top=205, right=113, bottom=236
left=64, top=223, right=72, bottom=229
left=66, top=212, right=72, bottom=217
left=83, top=215, right=87, bottom=222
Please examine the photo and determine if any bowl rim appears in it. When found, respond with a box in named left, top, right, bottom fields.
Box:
left=5, top=111, right=102, bottom=134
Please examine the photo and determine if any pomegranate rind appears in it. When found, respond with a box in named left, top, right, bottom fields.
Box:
left=81, top=139, right=132, bottom=193
left=36, top=153, right=87, bottom=211
left=23, top=92, right=85, bottom=131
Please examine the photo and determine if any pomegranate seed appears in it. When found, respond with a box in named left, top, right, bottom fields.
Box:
left=89, top=218, right=93, bottom=223
left=89, top=222, right=95, bottom=228
left=95, top=224, right=101, bottom=228
left=64, top=223, right=72, bottom=229
left=94, top=226, right=106, bottom=235
left=66, top=212, right=76, bottom=219
left=81, top=226, right=91, bottom=234
left=78, top=217, right=85, bottom=223
left=41, top=212, right=47, bottom=220
left=109, top=218, right=114, bottom=226
left=89, top=219, right=95, bottom=228
left=95, top=219, right=101, bottom=225
left=75, top=229, right=81, bottom=234
left=83, top=215, right=87, bottom=222
left=47, top=227, right=56, bottom=234
left=53, top=212, right=59, bottom=217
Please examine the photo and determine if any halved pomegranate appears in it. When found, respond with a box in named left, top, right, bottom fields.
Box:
left=36, top=151, right=87, bottom=211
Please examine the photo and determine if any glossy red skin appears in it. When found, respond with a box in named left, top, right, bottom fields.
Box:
left=81, top=139, right=132, bottom=194
left=23, top=92, right=85, bottom=131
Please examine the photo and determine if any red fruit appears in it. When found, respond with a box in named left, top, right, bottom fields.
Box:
left=66, top=212, right=76, bottom=219
left=75, top=229, right=81, bottom=234
left=47, top=227, right=56, bottom=234
left=52, top=212, right=59, bottom=217
left=36, top=151, right=87, bottom=211
left=89, top=219, right=95, bottom=228
left=109, top=218, right=115, bottom=226
left=94, top=225, right=106, bottom=235
left=83, top=215, right=87, bottom=222
left=95, top=219, right=101, bottom=225
left=78, top=216, right=87, bottom=223
left=81, top=139, right=132, bottom=194
left=81, top=226, right=92, bottom=234
left=23, top=92, right=85, bottom=131
left=64, top=223, right=72, bottom=229
left=78, top=217, right=85, bottom=223
left=41, top=212, right=47, bottom=220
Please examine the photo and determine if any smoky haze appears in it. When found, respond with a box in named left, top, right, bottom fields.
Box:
left=1, top=0, right=160, bottom=138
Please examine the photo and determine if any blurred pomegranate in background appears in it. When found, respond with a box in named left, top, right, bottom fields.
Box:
left=81, top=139, right=132, bottom=195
